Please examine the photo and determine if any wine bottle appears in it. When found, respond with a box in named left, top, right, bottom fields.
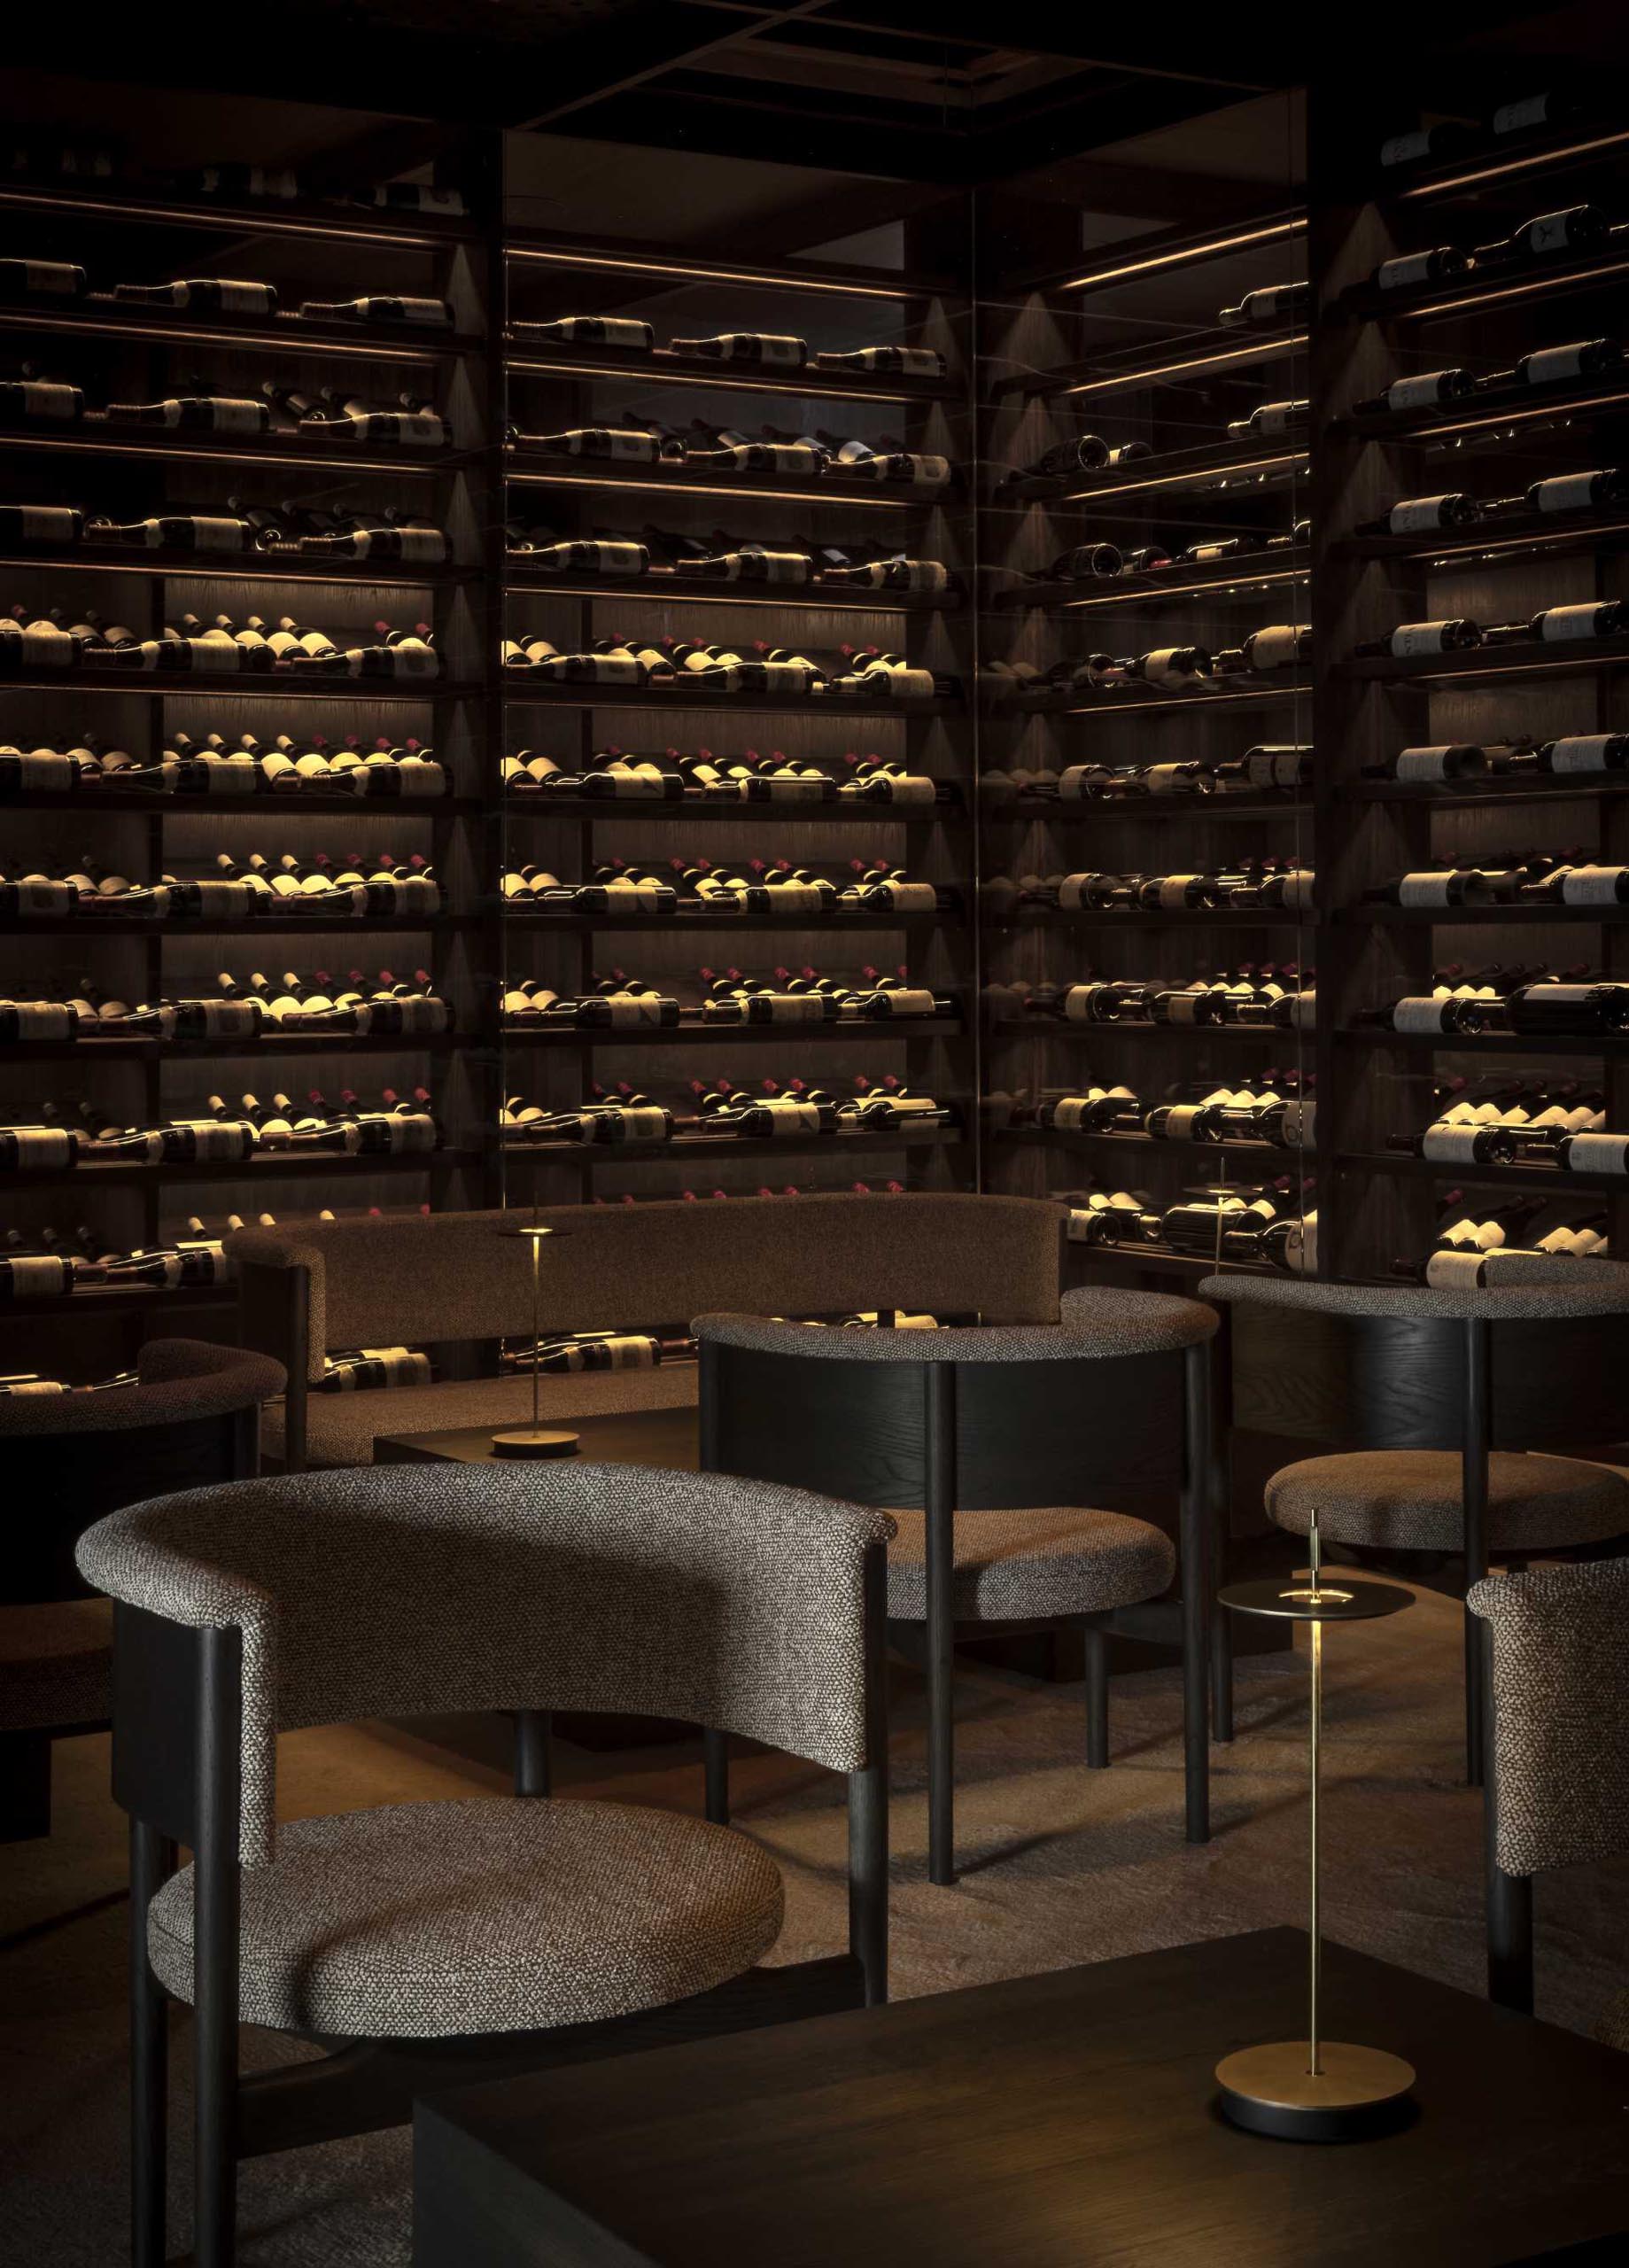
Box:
left=670, top=331, right=809, bottom=367
left=1375, top=246, right=1470, bottom=291
left=1526, top=600, right=1625, bottom=642
left=1225, top=399, right=1308, bottom=439
left=1474, top=205, right=1609, bottom=265
left=0, top=258, right=87, bottom=298
left=87, top=511, right=254, bottom=554
left=1352, top=369, right=1475, bottom=417
left=1357, top=492, right=1480, bottom=537
left=1379, top=121, right=1477, bottom=168
left=516, top=315, right=654, bottom=349
left=1388, top=742, right=1490, bottom=782
left=1539, top=734, right=1629, bottom=774
left=1513, top=338, right=1623, bottom=388
left=113, top=276, right=277, bottom=315
left=1354, top=618, right=1482, bottom=659
left=298, top=294, right=453, bottom=328
left=105, top=392, right=269, bottom=434
left=0, top=504, right=83, bottom=545
left=0, top=378, right=83, bottom=422
left=1218, top=282, right=1308, bottom=328
left=1525, top=466, right=1629, bottom=515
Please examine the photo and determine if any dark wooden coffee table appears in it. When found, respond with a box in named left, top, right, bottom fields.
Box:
left=373, top=1403, right=697, bottom=1470
left=414, top=1929, right=1629, bottom=2267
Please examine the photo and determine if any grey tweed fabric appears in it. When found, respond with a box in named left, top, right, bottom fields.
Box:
left=146, top=1797, right=784, bottom=2039
left=884, top=1506, right=1175, bottom=1621
left=1469, top=1561, right=1629, bottom=1879
left=76, top=1464, right=892, bottom=1867
left=261, top=1363, right=695, bottom=1469
left=694, top=1296, right=1211, bottom=1363
left=1266, top=1451, right=1629, bottom=1552
left=0, top=1340, right=284, bottom=1438
left=0, top=1599, right=112, bottom=1732
left=1199, top=1263, right=1629, bottom=1323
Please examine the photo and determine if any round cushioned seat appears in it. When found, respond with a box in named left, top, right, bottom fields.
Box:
left=147, top=1797, right=784, bottom=2039
left=884, top=1505, right=1175, bottom=1622
left=1266, top=1451, right=1629, bottom=1554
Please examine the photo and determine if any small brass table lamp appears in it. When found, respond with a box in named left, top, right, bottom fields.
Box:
left=492, top=1221, right=578, bottom=1459
left=1214, top=1515, right=1416, bottom=2140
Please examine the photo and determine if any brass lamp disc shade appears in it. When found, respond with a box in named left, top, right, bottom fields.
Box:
left=492, top=1426, right=580, bottom=1459
left=1215, top=2041, right=1416, bottom=2141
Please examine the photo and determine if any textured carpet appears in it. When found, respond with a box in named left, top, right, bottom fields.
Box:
left=3, top=1582, right=1625, bottom=2265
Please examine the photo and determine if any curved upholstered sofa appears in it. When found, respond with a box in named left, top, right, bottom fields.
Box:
left=229, top=1192, right=1069, bottom=1472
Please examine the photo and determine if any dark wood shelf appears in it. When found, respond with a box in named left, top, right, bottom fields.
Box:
left=504, top=229, right=950, bottom=302
left=0, top=176, right=479, bottom=249
left=504, top=1121, right=962, bottom=1167
left=989, top=547, right=1308, bottom=614
left=1337, top=366, right=1629, bottom=446
left=1338, top=1025, right=1629, bottom=1056
left=0, top=914, right=473, bottom=937
left=1377, top=121, right=1629, bottom=210
left=0, top=293, right=477, bottom=361
left=0, top=789, right=479, bottom=814
left=1340, top=228, right=1629, bottom=326
left=993, top=431, right=1307, bottom=507
left=0, top=545, right=474, bottom=590
left=1333, top=631, right=1629, bottom=689
left=997, top=904, right=1315, bottom=929
left=502, top=1016, right=962, bottom=1049
left=1355, top=774, right=1629, bottom=810
left=505, top=564, right=958, bottom=613
left=500, top=905, right=956, bottom=932
left=508, top=450, right=956, bottom=510
left=992, top=1016, right=1284, bottom=1042
left=1068, top=1239, right=1276, bottom=1278
left=507, top=791, right=962, bottom=824
left=1336, top=508, right=1629, bottom=571
left=1006, top=676, right=1309, bottom=720
left=0, top=667, right=484, bottom=700
left=0, top=416, right=458, bottom=478
left=1338, top=1147, right=1629, bottom=1193
left=506, top=335, right=956, bottom=406
left=985, top=791, right=1306, bottom=823
left=0, top=1031, right=459, bottom=1061
left=13, top=1145, right=478, bottom=1190
left=501, top=681, right=961, bottom=718
left=996, top=1122, right=1299, bottom=1161
left=991, top=324, right=1305, bottom=404
left=1334, top=902, right=1628, bottom=927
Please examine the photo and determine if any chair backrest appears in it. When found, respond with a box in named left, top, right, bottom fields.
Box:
left=1199, top=1270, right=1629, bottom=1450
left=696, top=1293, right=1215, bottom=1517
left=229, top=1192, right=1068, bottom=1386
left=75, top=1463, right=892, bottom=1867
left=1470, top=1562, right=1629, bottom=1880
left=0, top=1339, right=285, bottom=1604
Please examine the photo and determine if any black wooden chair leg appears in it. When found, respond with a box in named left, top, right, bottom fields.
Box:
left=1209, top=1598, right=1235, bottom=1743
left=702, top=1727, right=730, bottom=1826
left=514, top=1709, right=551, bottom=1798
left=1487, top=1861, right=1535, bottom=2014
left=1082, top=1623, right=1109, bottom=1768
left=129, top=1821, right=172, bottom=2268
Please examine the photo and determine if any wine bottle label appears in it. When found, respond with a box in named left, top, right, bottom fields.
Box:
left=14, top=260, right=83, bottom=294
left=1532, top=471, right=1601, bottom=511
left=395, top=997, right=449, bottom=1034
left=758, top=994, right=826, bottom=1023
left=871, top=880, right=936, bottom=912
left=576, top=316, right=650, bottom=346
left=0, top=504, right=81, bottom=541
left=2, top=1126, right=72, bottom=1169
left=1162, top=1105, right=1205, bottom=1139
left=175, top=1120, right=257, bottom=1161
left=183, top=880, right=254, bottom=918
left=1380, top=129, right=1434, bottom=167
left=1393, top=996, right=1452, bottom=1032
left=1247, top=625, right=1303, bottom=670
left=1522, top=343, right=1590, bottom=384
left=4, top=1254, right=67, bottom=1294
left=1062, top=984, right=1106, bottom=1022
left=1422, top=1125, right=1490, bottom=1161
left=1158, top=875, right=1201, bottom=908
left=1493, top=94, right=1550, bottom=134
left=1399, top=871, right=1458, bottom=906
left=604, top=431, right=660, bottom=460
left=601, top=879, right=671, bottom=912
left=1388, top=374, right=1460, bottom=413
left=1564, top=1133, right=1629, bottom=1174
left=4, top=750, right=77, bottom=788
left=1561, top=865, right=1627, bottom=905
left=4, top=879, right=74, bottom=913
left=0, top=1002, right=73, bottom=1039
left=1162, top=991, right=1209, bottom=1026
left=1377, top=249, right=1443, bottom=291
left=873, top=988, right=935, bottom=1018
left=599, top=992, right=659, bottom=1028
left=1425, top=1248, right=1488, bottom=1287
left=1279, top=1099, right=1315, bottom=1146
left=1538, top=603, right=1609, bottom=641
left=1548, top=734, right=1617, bottom=772
left=191, top=1003, right=260, bottom=1039
left=1390, top=495, right=1458, bottom=532
left=8, top=382, right=80, bottom=419
left=597, top=1105, right=669, bottom=1143
left=1144, top=764, right=1198, bottom=794
left=1520, top=211, right=1574, bottom=254
left=756, top=1100, right=822, bottom=1135
left=1393, top=746, right=1460, bottom=781
left=1278, top=870, right=1316, bottom=911
left=1391, top=622, right=1454, bottom=656
left=745, top=773, right=827, bottom=802
left=876, top=773, right=936, bottom=804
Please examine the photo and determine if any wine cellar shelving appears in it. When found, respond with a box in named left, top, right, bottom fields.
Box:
left=6, top=48, right=1629, bottom=1375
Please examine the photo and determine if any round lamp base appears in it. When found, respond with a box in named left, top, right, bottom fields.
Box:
left=491, top=1428, right=580, bottom=1460
left=1216, top=2041, right=1416, bottom=2142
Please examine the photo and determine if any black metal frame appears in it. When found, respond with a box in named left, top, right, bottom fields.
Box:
left=113, top=1534, right=889, bottom=2268
left=701, top=1332, right=1215, bottom=1887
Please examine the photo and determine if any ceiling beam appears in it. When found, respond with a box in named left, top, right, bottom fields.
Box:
left=509, top=0, right=839, bottom=128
